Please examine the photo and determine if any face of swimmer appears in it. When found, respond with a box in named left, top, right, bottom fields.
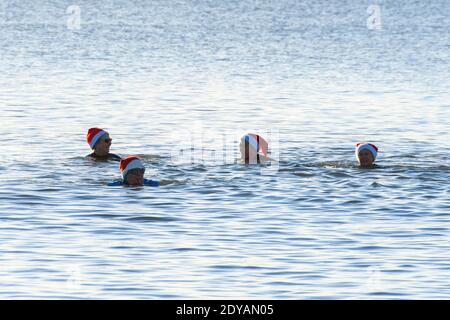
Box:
left=125, top=168, right=145, bottom=186
left=93, top=133, right=112, bottom=157
left=239, top=139, right=259, bottom=163
left=357, top=149, right=375, bottom=167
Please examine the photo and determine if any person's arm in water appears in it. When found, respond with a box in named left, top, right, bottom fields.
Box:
left=143, top=179, right=177, bottom=186
left=158, top=179, right=177, bottom=186
left=143, top=179, right=160, bottom=187
left=107, top=180, right=124, bottom=186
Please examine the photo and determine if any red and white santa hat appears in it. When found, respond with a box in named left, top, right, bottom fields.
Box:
left=120, top=156, right=145, bottom=180
left=86, top=127, right=107, bottom=149
left=355, top=142, right=378, bottom=160
left=242, top=133, right=269, bottom=157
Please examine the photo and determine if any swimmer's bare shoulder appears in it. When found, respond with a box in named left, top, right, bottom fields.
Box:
left=86, top=153, right=121, bottom=161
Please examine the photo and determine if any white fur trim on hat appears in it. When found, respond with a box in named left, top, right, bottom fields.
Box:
left=121, top=159, right=145, bottom=180
left=90, top=130, right=106, bottom=149
left=356, top=144, right=378, bottom=160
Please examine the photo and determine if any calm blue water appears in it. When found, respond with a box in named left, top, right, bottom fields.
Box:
left=0, top=0, right=449, bottom=299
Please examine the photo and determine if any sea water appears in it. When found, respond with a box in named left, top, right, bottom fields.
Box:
left=0, top=0, right=449, bottom=298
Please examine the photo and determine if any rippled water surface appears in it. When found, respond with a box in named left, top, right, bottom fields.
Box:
left=0, top=0, right=449, bottom=299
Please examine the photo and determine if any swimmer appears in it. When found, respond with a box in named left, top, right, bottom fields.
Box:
left=108, top=156, right=172, bottom=187
left=86, top=127, right=121, bottom=161
left=355, top=142, right=379, bottom=168
left=239, top=133, right=270, bottom=164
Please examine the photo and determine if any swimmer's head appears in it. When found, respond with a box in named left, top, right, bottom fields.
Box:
left=120, top=156, right=145, bottom=186
left=355, top=142, right=378, bottom=167
left=239, top=134, right=268, bottom=164
left=86, top=127, right=112, bottom=156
